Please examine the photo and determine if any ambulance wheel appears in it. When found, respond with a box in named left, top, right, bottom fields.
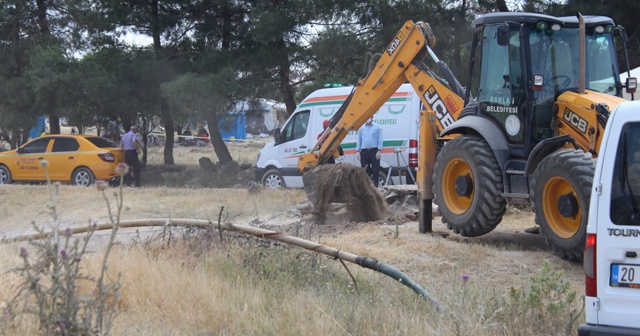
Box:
left=378, top=171, right=393, bottom=187
left=262, top=169, right=285, bottom=189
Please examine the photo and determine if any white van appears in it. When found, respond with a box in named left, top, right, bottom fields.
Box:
left=580, top=100, right=640, bottom=335
left=256, top=83, right=421, bottom=188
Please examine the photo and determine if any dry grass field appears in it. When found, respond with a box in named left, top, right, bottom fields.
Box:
left=0, top=141, right=586, bottom=335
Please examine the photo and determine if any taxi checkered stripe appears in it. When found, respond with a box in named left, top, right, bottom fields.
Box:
left=0, top=150, right=108, bottom=158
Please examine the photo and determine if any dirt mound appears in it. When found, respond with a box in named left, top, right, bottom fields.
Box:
left=310, top=164, right=388, bottom=223
left=141, top=158, right=255, bottom=188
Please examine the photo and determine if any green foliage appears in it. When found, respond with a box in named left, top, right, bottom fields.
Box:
left=435, top=260, right=583, bottom=336
left=1, top=162, right=125, bottom=335
left=504, top=260, right=582, bottom=335
left=3, top=221, right=121, bottom=335
left=0, top=0, right=637, bottom=154
left=161, top=69, right=238, bottom=118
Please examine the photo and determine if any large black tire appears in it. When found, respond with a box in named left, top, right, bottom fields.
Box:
left=530, top=149, right=594, bottom=260
left=72, top=167, right=95, bottom=187
left=0, top=165, right=12, bottom=185
left=262, top=169, right=285, bottom=189
left=434, top=135, right=506, bottom=236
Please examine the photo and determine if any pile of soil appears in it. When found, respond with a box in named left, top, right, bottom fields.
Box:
left=141, top=158, right=255, bottom=188
left=310, top=164, right=389, bottom=223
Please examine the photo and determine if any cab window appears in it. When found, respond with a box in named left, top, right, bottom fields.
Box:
left=21, top=139, right=50, bottom=154
left=472, top=24, right=526, bottom=144
left=610, top=122, right=640, bottom=225
left=52, top=138, right=79, bottom=152
left=280, top=111, right=310, bottom=143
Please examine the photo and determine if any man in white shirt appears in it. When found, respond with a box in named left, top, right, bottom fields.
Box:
left=120, top=125, right=142, bottom=187
left=356, top=117, right=383, bottom=187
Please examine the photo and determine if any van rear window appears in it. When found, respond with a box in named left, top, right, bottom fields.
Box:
left=610, top=122, right=640, bottom=226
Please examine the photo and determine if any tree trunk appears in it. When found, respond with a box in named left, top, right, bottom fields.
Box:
left=151, top=0, right=174, bottom=165
left=10, top=130, right=19, bottom=149
left=47, top=115, right=60, bottom=134
left=205, top=110, right=233, bottom=164
left=162, top=103, right=175, bottom=165
left=453, top=0, right=467, bottom=73
left=279, top=65, right=297, bottom=116
left=496, top=0, right=509, bottom=12
left=47, top=92, right=60, bottom=135
left=35, top=0, right=50, bottom=35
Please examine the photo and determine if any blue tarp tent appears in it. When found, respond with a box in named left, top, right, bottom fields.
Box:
left=218, top=112, right=246, bottom=140
left=29, top=116, right=47, bottom=139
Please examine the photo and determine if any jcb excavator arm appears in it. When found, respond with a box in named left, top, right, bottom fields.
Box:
left=297, top=20, right=465, bottom=230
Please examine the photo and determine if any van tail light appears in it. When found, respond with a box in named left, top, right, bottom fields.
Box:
left=584, top=233, right=597, bottom=297
left=408, top=139, right=418, bottom=167
left=98, top=153, right=115, bottom=162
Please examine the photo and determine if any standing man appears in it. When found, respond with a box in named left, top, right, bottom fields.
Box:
left=317, top=119, right=343, bottom=164
left=356, top=117, right=383, bottom=186
left=121, top=125, right=141, bottom=187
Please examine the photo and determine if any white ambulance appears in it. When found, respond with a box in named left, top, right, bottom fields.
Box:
left=580, top=100, right=640, bottom=335
left=255, top=83, right=422, bottom=188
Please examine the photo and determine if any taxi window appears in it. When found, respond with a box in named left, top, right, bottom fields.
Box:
left=610, top=122, right=640, bottom=225
left=52, top=138, right=79, bottom=152
left=22, top=138, right=50, bottom=154
left=86, top=137, right=119, bottom=148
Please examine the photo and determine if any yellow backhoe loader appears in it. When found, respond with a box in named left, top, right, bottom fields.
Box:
left=299, top=12, right=637, bottom=260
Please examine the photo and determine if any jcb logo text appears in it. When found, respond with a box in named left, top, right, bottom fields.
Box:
left=424, top=86, right=454, bottom=128
left=387, top=38, right=401, bottom=56
left=563, top=108, right=587, bottom=133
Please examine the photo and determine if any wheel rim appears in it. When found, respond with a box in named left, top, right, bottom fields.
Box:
left=75, top=170, right=91, bottom=186
left=264, top=174, right=282, bottom=189
left=378, top=174, right=387, bottom=186
left=542, top=176, right=581, bottom=238
left=0, top=170, right=6, bottom=184
left=441, top=158, right=474, bottom=215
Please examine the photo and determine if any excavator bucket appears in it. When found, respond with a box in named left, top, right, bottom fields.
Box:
left=304, top=164, right=390, bottom=223
left=302, top=170, right=319, bottom=205
left=302, top=167, right=348, bottom=206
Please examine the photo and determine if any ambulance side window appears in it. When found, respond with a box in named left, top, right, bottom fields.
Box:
left=281, top=110, right=310, bottom=143
left=610, top=122, right=640, bottom=226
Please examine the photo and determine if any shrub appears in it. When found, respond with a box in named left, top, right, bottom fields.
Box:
left=1, top=161, right=124, bottom=335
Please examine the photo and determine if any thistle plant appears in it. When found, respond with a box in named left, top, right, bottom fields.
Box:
left=2, top=161, right=128, bottom=335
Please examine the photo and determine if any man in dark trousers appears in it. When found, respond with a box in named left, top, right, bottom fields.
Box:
left=356, top=117, right=383, bottom=186
left=121, top=125, right=141, bottom=187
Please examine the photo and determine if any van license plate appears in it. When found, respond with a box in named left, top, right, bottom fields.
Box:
left=610, top=264, right=640, bottom=288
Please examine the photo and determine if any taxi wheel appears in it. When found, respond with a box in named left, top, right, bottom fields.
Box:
left=0, top=166, right=12, bottom=185
left=72, top=167, right=95, bottom=187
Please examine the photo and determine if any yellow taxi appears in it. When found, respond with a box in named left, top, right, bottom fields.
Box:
left=0, top=135, right=125, bottom=186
